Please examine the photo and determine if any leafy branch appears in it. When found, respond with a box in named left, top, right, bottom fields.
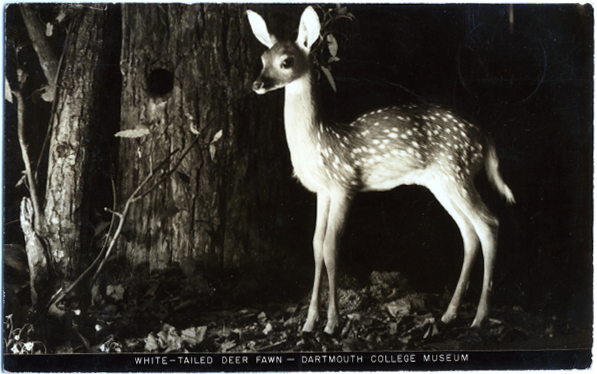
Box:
left=41, top=135, right=199, bottom=318
left=41, top=110, right=227, bottom=321
left=311, top=4, right=356, bottom=92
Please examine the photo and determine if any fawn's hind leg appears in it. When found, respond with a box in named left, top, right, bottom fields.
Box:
left=441, top=180, right=499, bottom=328
left=456, top=186, right=499, bottom=328
left=427, top=180, right=481, bottom=324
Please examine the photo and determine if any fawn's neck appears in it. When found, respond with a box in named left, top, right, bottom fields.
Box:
left=283, top=72, right=320, bottom=155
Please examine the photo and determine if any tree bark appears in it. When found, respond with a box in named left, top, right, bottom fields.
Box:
left=117, top=4, right=291, bottom=272
left=41, top=6, right=109, bottom=280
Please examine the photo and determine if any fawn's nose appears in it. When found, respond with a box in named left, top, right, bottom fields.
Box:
left=252, top=80, right=264, bottom=92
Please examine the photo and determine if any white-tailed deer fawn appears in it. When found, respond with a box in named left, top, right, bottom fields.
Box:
left=248, top=7, right=515, bottom=334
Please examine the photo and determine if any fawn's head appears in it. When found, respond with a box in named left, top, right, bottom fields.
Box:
left=247, top=7, right=321, bottom=94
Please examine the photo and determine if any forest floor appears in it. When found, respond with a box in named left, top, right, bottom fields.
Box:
left=3, top=265, right=592, bottom=354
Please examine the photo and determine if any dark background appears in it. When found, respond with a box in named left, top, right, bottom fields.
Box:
left=256, top=3, right=593, bottom=328
left=3, top=4, right=593, bottom=330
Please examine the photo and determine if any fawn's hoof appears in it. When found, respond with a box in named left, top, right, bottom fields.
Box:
left=323, top=317, right=340, bottom=336
left=471, top=308, right=489, bottom=328
left=441, top=311, right=458, bottom=324
left=302, top=315, right=319, bottom=333
left=470, top=315, right=487, bottom=329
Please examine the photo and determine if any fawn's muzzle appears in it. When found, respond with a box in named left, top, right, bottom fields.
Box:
left=252, top=80, right=265, bottom=92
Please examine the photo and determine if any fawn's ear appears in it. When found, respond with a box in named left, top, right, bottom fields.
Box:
left=296, top=6, right=321, bottom=50
left=247, top=10, right=277, bottom=48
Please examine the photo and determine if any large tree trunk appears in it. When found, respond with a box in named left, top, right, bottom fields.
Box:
left=117, top=4, right=291, bottom=272
left=41, top=6, right=110, bottom=281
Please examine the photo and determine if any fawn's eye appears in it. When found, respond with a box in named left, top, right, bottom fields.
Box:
left=281, top=57, right=294, bottom=69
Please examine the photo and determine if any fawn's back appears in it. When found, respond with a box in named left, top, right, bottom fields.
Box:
left=302, top=104, right=486, bottom=195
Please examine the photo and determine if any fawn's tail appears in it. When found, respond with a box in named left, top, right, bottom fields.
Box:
left=485, top=139, right=516, bottom=204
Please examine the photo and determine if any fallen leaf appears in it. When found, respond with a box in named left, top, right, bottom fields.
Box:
left=389, top=322, right=398, bottom=335
left=181, top=326, right=207, bottom=346
left=106, top=284, right=125, bottom=301
left=220, top=340, right=237, bottom=352
left=144, top=332, right=159, bottom=352
left=262, top=323, right=273, bottom=335
left=386, top=299, right=411, bottom=317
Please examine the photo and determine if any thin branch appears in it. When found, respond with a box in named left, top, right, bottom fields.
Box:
left=39, top=106, right=227, bottom=317
left=19, top=4, right=59, bottom=86
left=41, top=169, right=155, bottom=315
left=135, top=136, right=200, bottom=201
left=43, top=133, right=201, bottom=314
left=14, top=90, right=43, bottom=230
left=89, top=162, right=158, bottom=281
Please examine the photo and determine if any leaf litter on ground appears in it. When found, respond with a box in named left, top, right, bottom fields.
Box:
left=12, top=265, right=590, bottom=353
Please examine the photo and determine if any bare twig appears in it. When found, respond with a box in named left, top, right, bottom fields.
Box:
left=14, top=90, right=43, bottom=230
left=135, top=136, right=200, bottom=201
left=39, top=96, right=243, bottom=318
left=42, top=135, right=199, bottom=314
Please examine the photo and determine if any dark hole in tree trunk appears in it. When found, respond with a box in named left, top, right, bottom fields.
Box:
left=147, top=68, right=174, bottom=96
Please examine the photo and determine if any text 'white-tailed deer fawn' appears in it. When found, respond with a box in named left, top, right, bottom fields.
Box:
left=248, top=7, right=515, bottom=334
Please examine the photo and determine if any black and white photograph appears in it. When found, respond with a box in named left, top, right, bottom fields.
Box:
left=2, top=2, right=593, bottom=371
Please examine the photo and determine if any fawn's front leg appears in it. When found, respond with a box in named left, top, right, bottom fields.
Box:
left=303, top=191, right=352, bottom=335
left=322, top=191, right=352, bottom=335
left=303, top=193, right=331, bottom=333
